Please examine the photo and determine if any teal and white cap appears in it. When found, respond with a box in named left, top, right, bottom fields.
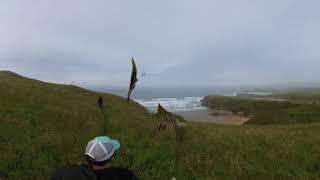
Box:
left=85, top=136, right=120, bottom=162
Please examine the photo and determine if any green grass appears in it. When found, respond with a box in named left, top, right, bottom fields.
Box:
left=272, top=88, right=320, bottom=104
left=1, top=71, right=320, bottom=179
left=202, top=95, right=320, bottom=125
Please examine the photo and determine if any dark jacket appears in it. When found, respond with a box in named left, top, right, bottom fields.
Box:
left=50, top=164, right=137, bottom=180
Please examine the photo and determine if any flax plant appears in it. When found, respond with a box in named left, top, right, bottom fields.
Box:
left=127, top=58, right=138, bottom=103
left=153, top=104, right=188, bottom=179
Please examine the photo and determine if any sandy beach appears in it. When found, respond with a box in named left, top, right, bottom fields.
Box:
left=176, top=109, right=249, bottom=125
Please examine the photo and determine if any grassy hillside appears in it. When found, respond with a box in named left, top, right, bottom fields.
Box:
left=1, top=71, right=320, bottom=179
left=0, top=71, right=156, bottom=179
left=272, top=88, right=320, bottom=104
left=202, top=95, right=320, bottom=125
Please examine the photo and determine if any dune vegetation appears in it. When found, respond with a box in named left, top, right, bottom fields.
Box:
left=1, top=71, right=320, bottom=180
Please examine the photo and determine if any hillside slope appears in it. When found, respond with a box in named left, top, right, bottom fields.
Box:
left=0, top=71, right=156, bottom=179
left=1, top=71, right=320, bottom=179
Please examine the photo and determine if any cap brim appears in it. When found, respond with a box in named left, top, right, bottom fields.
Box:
left=95, top=136, right=120, bottom=150
left=110, top=140, right=120, bottom=150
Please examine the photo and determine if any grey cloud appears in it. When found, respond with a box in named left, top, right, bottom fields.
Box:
left=0, top=0, right=319, bottom=88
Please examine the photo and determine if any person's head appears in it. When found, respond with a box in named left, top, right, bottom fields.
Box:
left=85, top=136, right=120, bottom=170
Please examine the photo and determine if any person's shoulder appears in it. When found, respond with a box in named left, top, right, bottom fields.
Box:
left=99, top=167, right=138, bottom=179
left=111, top=167, right=135, bottom=174
left=53, top=164, right=83, bottom=173
left=114, top=167, right=137, bottom=179
left=50, top=164, right=87, bottom=180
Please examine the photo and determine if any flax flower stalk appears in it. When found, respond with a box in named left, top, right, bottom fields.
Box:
left=153, top=104, right=188, bottom=179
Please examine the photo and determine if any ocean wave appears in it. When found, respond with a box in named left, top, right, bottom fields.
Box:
left=134, top=96, right=207, bottom=112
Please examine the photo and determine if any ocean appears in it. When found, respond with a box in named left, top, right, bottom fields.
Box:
left=103, top=87, right=244, bottom=112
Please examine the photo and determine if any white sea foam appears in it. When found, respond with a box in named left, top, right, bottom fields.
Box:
left=135, top=96, right=207, bottom=112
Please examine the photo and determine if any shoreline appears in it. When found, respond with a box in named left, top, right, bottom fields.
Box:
left=176, top=109, right=249, bottom=125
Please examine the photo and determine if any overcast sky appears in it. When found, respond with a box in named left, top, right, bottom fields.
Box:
left=0, top=0, right=319, bottom=88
